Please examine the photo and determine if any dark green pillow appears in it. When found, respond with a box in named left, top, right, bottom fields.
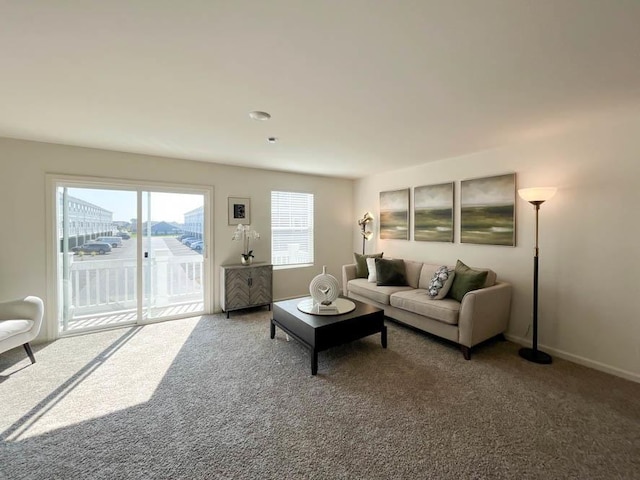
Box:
left=447, top=260, right=488, bottom=302
left=375, top=258, right=408, bottom=286
left=354, top=252, right=383, bottom=278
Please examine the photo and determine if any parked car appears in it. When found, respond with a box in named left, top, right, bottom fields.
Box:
left=116, top=232, right=131, bottom=240
left=182, top=237, right=199, bottom=246
left=72, top=242, right=112, bottom=255
left=96, top=236, right=123, bottom=248
left=190, top=241, right=204, bottom=252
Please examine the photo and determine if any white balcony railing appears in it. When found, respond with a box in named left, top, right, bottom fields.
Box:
left=67, top=253, right=203, bottom=317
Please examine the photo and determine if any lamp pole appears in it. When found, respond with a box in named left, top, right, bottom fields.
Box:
left=518, top=187, right=556, bottom=365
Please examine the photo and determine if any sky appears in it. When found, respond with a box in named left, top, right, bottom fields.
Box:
left=66, top=188, right=203, bottom=223
left=460, top=174, right=515, bottom=206
left=380, top=189, right=410, bottom=211
left=414, top=183, right=454, bottom=209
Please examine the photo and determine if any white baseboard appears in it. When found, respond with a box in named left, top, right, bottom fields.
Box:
left=505, top=334, right=640, bottom=384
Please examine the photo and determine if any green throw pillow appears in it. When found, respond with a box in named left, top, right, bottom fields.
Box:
left=447, top=260, right=488, bottom=302
left=375, top=258, right=408, bottom=286
left=354, top=252, right=383, bottom=278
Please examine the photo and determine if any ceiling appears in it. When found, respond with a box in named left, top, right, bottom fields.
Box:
left=1, top=1, right=640, bottom=179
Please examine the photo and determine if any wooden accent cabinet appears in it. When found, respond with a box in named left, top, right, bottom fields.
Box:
left=220, top=263, right=273, bottom=318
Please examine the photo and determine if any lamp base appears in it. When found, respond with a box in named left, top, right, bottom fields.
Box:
left=519, top=347, right=552, bottom=364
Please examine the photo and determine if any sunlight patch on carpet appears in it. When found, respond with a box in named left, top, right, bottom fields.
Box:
left=4, top=318, right=199, bottom=441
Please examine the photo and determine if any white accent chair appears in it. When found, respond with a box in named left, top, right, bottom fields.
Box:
left=0, top=296, right=44, bottom=364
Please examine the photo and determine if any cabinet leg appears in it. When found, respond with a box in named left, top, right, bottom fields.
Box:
left=381, top=325, right=387, bottom=348
left=270, top=320, right=275, bottom=339
left=311, top=351, right=318, bottom=376
left=226, top=310, right=230, bottom=319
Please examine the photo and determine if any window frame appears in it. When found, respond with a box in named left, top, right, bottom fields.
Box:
left=270, top=190, right=314, bottom=269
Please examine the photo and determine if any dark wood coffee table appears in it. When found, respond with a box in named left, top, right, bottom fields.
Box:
left=271, top=297, right=386, bottom=375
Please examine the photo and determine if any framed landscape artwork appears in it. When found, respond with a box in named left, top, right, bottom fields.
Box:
left=379, top=188, right=409, bottom=240
left=414, top=182, right=454, bottom=242
left=228, top=197, right=251, bottom=225
left=460, top=173, right=516, bottom=246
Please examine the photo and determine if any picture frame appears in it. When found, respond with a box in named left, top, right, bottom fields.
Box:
left=379, top=188, right=410, bottom=240
left=228, top=197, right=251, bottom=225
left=414, top=182, right=454, bottom=242
left=460, top=173, right=516, bottom=246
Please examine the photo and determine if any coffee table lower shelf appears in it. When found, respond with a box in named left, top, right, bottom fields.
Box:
left=271, top=297, right=386, bottom=375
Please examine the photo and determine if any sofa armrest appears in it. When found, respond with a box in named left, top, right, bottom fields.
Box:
left=342, top=264, right=357, bottom=296
left=458, top=282, right=512, bottom=347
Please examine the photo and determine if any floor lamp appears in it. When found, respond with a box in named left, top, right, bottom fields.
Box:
left=357, top=212, right=374, bottom=254
left=518, top=187, right=557, bottom=364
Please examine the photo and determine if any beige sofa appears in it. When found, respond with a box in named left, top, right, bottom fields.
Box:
left=342, top=260, right=512, bottom=359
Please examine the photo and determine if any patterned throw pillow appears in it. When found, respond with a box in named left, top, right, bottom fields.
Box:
left=427, top=266, right=456, bottom=300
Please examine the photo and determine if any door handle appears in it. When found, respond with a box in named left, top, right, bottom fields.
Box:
left=144, top=252, right=149, bottom=258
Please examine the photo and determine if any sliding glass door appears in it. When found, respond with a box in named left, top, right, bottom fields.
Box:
left=55, top=180, right=208, bottom=334
left=141, top=191, right=205, bottom=321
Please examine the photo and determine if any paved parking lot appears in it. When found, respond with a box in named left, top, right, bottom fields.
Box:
left=73, top=236, right=201, bottom=261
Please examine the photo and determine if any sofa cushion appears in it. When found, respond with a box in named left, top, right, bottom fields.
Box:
left=403, top=260, right=424, bottom=288
left=427, top=266, right=456, bottom=300
left=483, top=269, right=497, bottom=288
left=390, top=290, right=460, bottom=325
left=376, top=258, right=408, bottom=286
left=418, top=264, right=445, bottom=289
left=448, top=260, right=489, bottom=302
left=348, top=279, right=413, bottom=305
left=354, top=252, right=383, bottom=278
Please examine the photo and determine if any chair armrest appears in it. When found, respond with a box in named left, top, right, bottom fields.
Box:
left=342, top=264, right=357, bottom=296
left=458, top=282, right=512, bottom=347
left=0, top=296, right=43, bottom=320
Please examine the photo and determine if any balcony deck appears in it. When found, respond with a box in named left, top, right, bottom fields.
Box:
left=65, top=300, right=205, bottom=332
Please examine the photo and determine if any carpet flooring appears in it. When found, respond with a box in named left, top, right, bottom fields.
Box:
left=1, top=310, right=639, bottom=479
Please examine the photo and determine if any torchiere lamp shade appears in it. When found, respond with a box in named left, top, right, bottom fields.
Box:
left=518, top=187, right=557, bottom=203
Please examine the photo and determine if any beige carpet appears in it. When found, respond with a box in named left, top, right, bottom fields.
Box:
left=1, top=310, right=639, bottom=479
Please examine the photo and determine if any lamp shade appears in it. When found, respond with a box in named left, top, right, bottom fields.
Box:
left=358, top=212, right=374, bottom=225
left=518, top=187, right=557, bottom=203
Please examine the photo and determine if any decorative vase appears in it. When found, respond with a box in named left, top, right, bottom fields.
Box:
left=241, top=256, right=253, bottom=266
left=309, top=266, right=339, bottom=306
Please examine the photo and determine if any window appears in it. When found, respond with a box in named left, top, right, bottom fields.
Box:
left=271, top=191, right=314, bottom=267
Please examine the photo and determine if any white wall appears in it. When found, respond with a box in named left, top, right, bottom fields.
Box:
left=354, top=109, right=640, bottom=381
left=0, top=138, right=354, bottom=340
